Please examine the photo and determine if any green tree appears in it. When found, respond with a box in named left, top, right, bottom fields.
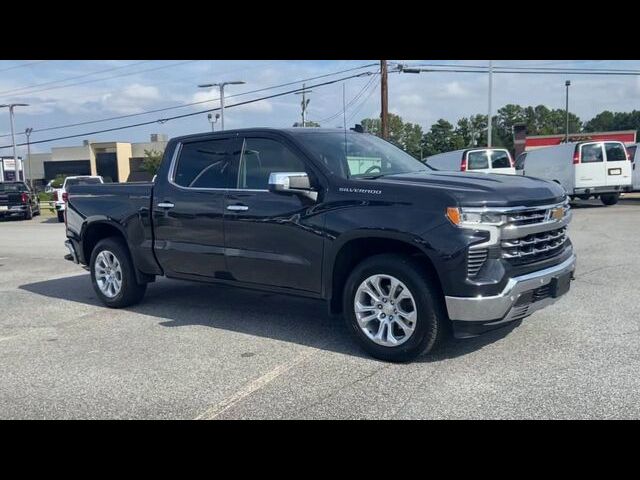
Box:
left=142, top=149, right=163, bottom=176
left=456, top=114, right=488, bottom=148
left=360, top=114, right=423, bottom=159
left=421, top=119, right=465, bottom=157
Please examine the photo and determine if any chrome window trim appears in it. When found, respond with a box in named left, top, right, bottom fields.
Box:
left=167, top=140, right=269, bottom=193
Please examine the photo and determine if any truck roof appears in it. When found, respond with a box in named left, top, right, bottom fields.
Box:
left=170, top=127, right=364, bottom=143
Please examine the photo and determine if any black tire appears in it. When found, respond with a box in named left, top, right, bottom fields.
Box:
left=89, top=236, right=147, bottom=308
left=57, top=211, right=64, bottom=222
left=578, top=194, right=591, bottom=201
left=343, top=253, right=446, bottom=362
left=34, top=203, right=41, bottom=216
left=24, top=206, right=33, bottom=220
left=601, top=193, right=619, bottom=206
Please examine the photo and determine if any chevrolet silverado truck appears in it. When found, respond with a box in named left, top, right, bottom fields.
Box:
left=0, top=181, right=41, bottom=220
left=64, top=128, right=576, bottom=362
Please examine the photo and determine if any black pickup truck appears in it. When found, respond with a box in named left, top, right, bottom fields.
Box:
left=0, top=181, right=41, bottom=220
left=64, top=128, right=576, bottom=361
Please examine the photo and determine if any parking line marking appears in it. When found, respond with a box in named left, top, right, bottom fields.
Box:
left=195, top=350, right=316, bottom=420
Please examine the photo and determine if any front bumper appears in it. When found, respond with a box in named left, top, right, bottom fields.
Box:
left=445, top=253, right=576, bottom=326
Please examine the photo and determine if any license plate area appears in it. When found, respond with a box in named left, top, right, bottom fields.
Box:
left=0, top=206, right=8, bottom=211
left=608, top=168, right=622, bottom=175
left=550, top=271, right=572, bottom=298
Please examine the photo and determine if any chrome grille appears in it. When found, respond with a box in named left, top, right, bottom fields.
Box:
left=502, top=226, right=568, bottom=264
left=467, top=248, right=488, bottom=278
left=505, top=209, right=548, bottom=226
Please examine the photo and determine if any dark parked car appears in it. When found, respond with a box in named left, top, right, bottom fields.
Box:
left=0, top=182, right=40, bottom=220
left=63, top=128, right=576, bottom=362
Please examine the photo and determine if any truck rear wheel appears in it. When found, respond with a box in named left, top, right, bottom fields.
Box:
left=601, top=193, right=619, bottom=206
left=90, top=237, right=147, bottom=308
left=343, top=253, right=446, bottom=362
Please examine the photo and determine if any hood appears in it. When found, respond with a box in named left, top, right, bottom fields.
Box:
left=374, top=171, right=566, bottom=207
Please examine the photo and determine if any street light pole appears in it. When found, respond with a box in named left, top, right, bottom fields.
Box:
left=197, top=81, right=245, bottom=131
left=487, top=60, right=493, bottom=148
left=25, top=127, right=33, bottom=187
left=0, top=103, right=29, bottom=181
left=565, top=80, right=571, bottom=142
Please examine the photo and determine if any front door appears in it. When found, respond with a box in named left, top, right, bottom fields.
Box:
left=223, top=135, right=325, bottom=293
left=153, top=136, right=241, bottom=280
left=603, top=141, right=632, bottom=188
left=575, top=142, right=606, bottom=188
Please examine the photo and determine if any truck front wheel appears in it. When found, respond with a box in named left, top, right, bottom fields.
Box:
left=600, top=193, right=619, bottom=206
left=343, top=254, right=446, bottom=362
left=90, top=237, right=147, bottom=308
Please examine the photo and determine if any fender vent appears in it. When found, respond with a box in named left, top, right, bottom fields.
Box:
left=467, top=249, right=488, bottom=278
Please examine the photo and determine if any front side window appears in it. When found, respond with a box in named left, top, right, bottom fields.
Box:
left=237, top=138, right=307, bottom=190
left=581, top=143, right=603, bottom=163
left=173, top=138, right=239, bottom=188
left=467, top=151, right=490, bottom=170
left=604, top=142, right=627, bottom=162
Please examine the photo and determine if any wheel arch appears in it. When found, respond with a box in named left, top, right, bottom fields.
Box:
left=325, top=231, right=444, bottom=315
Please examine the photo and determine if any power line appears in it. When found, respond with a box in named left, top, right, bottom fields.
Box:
left=0, top=63, right=379, bottom=139
left=346, top=79, right=380, bottom=123
left=399, top=62, right=640, bottom=74
left=0, top=60, right=198, bottom=99
left=313, top=72, right=379, bottom=124
left=0, top=60, right=153, bottom=96
left=0, top=60, right=49, bottom=74
left=0, top=69, right=378, bottom=150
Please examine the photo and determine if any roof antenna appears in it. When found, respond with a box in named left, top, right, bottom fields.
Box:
left=343, top=83, right=348, bottom=158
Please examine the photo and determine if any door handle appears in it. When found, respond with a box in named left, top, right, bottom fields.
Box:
left=226, top=205, right=249, bottom=211
left=157, top=202, right=175, bottom=209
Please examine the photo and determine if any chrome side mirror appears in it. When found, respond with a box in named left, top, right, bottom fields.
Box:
left=268, top=172, right=317, bottom=201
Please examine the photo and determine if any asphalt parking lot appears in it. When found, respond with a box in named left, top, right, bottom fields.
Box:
left=1, top=198, right=639, bottom=419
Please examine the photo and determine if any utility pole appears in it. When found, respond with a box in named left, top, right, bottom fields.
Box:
left=565, top=80, right=571, bottom=142
left=25, top=128, right=33, bottom=188
left=0, top=103, right=29, bottom=180
left=380, top=60, right=389, bottom=140
left=295, top=83, right=312, bottom=127
left=487, top=60, right=493, bottom=148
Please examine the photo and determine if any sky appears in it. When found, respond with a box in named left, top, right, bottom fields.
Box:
left=0, top=59, right=639, bottom=156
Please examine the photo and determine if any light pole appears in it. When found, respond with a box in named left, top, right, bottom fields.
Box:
left=197, top=81, right=245, bottom=131
left=25, top=127, right=33, bottom=187
left=0, top=103, right=29, bottom=180
left=487, top=60, right=493, bottom=148
left=565, top=80, right=571, bottom=142
left=207, top=113, right=220, bottom=132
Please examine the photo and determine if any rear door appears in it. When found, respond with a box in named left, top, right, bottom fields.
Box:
left=152, top=135, right=241, bottom=279
left=223, top=134, right=325, bottom=293
left=465, top=149, right=491, bottom=173
left=489, top=149, right=516, bottom=175
left=575, top=142, right=606, bottom=188
left=603, top=141, right=632, bottom=188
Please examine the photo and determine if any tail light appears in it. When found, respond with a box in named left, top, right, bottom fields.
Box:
left=460, top=153, right=467, bottom=172
left=62, top=192, right=68, bottom=202
left=573, top=146, right=580, bottom=164
left=21, top=192, right=28, bottom=203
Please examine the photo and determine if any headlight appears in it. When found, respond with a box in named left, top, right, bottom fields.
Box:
left=446, top=207, right=504, bottom=227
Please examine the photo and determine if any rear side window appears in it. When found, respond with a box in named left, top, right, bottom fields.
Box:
left=467, top=151, right=489, bottom=170
left=605, top=142, right=627, bottom=162
left=491, top=150, right=512, bottom=168
left=237, top=137, right=307, bottom=189
left=174, top=138, right=239, bottom=188
left=515, top=153, right=527, bottom=170
left=581, top=144, right=603, bottom=163
left=628, top=145, right=637, bottom=162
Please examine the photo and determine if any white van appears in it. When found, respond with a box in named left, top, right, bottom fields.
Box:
left=519, top=141, right=632, bottom=206
left=628, top=143, right=639, bottom=191
left=426, top=148, right=516, bottom=175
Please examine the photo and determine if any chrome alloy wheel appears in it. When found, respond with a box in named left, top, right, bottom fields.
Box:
left=354, top=274, right=417, bottom=347
left=95, top=250, right=123, bottom=298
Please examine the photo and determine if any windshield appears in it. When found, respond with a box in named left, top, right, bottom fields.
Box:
left=65, top=177, right=102, bottom=187
left=297, top=132, right=431, bottom=179
left=0, top=183, right=27, bottom=193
